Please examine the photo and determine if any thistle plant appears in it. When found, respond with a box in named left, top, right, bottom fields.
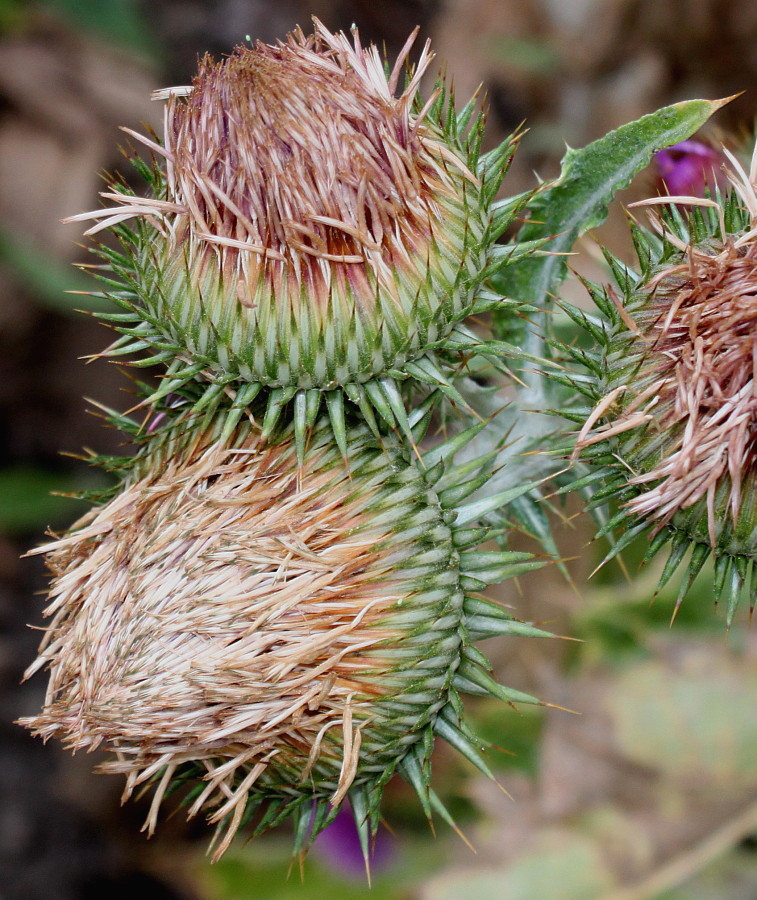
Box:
left=20, top=16, right=736, bottom=869
left=561, top=144, right=757, bottom=624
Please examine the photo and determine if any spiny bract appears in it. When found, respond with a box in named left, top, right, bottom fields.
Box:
left=22, top=411, right=549, bottom=862
left=70, top=20, right=531, bottom=454
left=558, top=144, right=757, bottom=624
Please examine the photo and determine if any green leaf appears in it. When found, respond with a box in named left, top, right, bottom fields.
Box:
left=0, top=228, right=111, bottom=315
left=41, top=0, right=162, bottom=60
left=491, top=97, right=730, bottom=389
left=0, top=467, right=89, bottom=535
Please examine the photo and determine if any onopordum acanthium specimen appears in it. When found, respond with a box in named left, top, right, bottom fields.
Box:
left=20, top=18, right=734, bottom=866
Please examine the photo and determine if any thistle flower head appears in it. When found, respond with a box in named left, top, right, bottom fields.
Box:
left=564, top=142, right=757, bottom=621
left=69, top=19, right=519, bottom=441
left=22, top=415, right=546, bottom=859
left=617, top=237, right=757, bottom=542
left=162, top=23, right=465, bottom=323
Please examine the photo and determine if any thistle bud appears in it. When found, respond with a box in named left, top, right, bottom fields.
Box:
left=22, top=416, right=547, bottom=860
left=70, top=21, right=519, bottom=441
left=564, top=146, right=757, bottom=622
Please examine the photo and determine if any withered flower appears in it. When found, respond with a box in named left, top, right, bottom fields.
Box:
left=68, top=20, right=520, bottom=449
left=566, top=145, right=757, bottom=621
left=22, top=417, right=546, bottom=860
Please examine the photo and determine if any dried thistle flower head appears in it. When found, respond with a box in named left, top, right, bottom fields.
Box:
left=21, top=417, right=547, bottom=861
left=68, top=20, right=522, bottom=447
left=563, top=143, right=757, bottom=623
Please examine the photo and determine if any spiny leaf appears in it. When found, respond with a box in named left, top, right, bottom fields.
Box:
left=348, top=784, right=372, bottom=882
left=655, top=532, right=692, bottom=595
left=491, top=96, right=730, bottom=394
left=377, top=377, right=416, bottom=446
left=459, top=550, right=540, bottom=584
left=438, top=473, right=491, bottom=509
left=725, top=558, right=745, bottom=628
left=456, top=478, right=549, bottom=526
left=558, top=299, right=609, bottom=346
left=463, top=595, right=554, bottom=640
left=220, top=382, right=263, bottom=443
left=454, top=660, right=542, bottom=707
left=465, top=614, right=555, bottom=641
left=293, top=390, right=309, bottom=465
left=423, top=417, right=493, bottom=469
left=344, top=383, right=381, bottom=438
left=362, top=379, right=396, bottom=428
left=402, top=356, right=469, bottom=409
left=261, top=387, right=297, bottom=441
left=291, top=800, right=314, bottom=858
left=427, top=788, right=474, bottom=850
left=672, top=542, right=710, bottom=621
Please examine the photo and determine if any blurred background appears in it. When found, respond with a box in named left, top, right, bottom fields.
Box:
left=1, top=1, right=756, bottom=898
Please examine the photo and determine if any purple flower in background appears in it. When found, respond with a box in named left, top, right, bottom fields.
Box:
left=313, top=805, right=395, bottom=879
left=654, top=140, right=725, bottom=197
left=146, top=394, right=186, bottom=433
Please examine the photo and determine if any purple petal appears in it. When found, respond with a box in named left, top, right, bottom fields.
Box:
left=654, top=140, right=725, bottom=197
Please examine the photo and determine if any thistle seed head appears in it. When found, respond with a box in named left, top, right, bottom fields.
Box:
left=568, top=143, right=757, bottom=618
left=578, top=151, right=757, bottom=546
left=74, top=20, right=494, bottom=392
left=620, top=240, right=757, bottom=544
left=21, top=421, right=463, bottom=858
